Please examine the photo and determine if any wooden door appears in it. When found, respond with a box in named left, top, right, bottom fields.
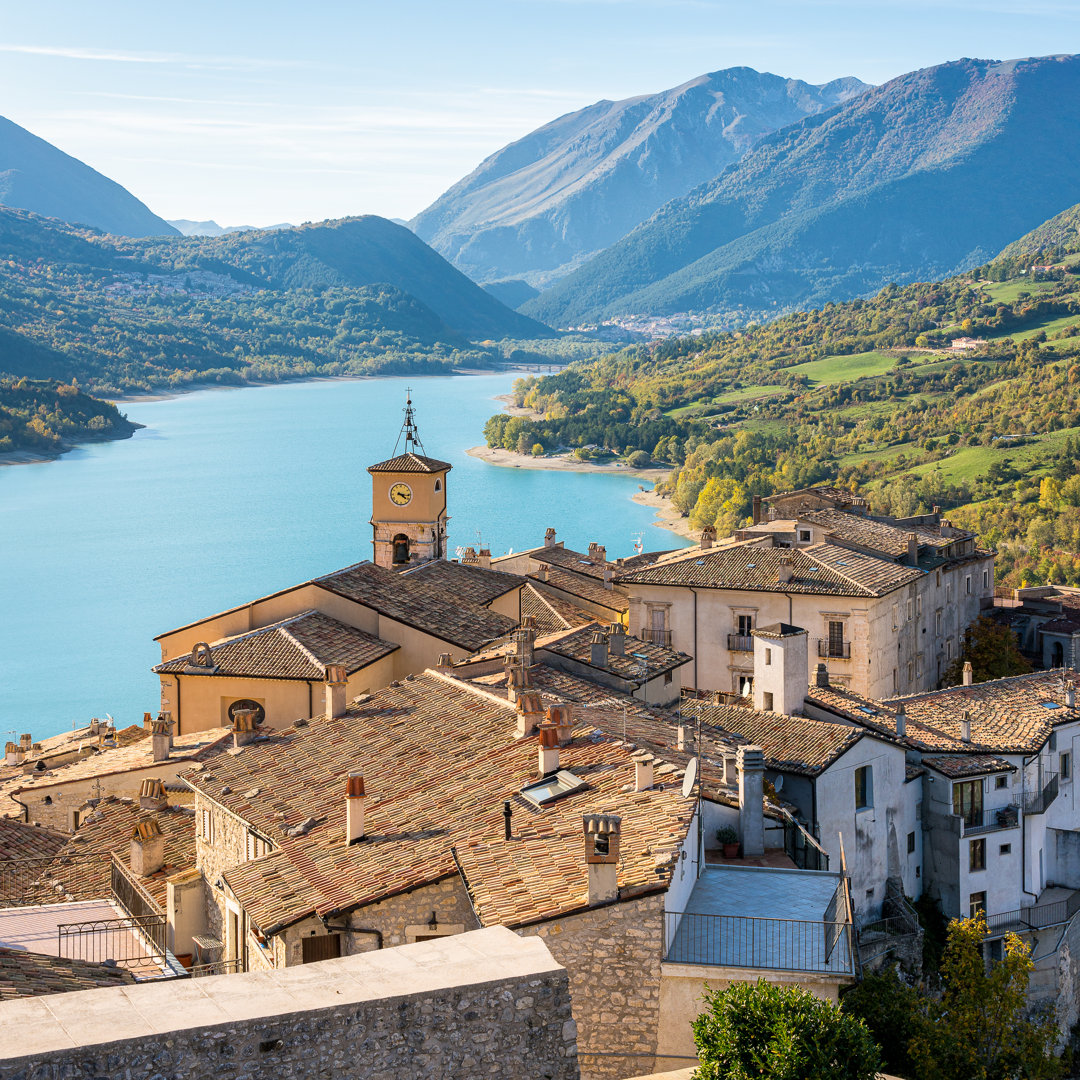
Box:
left=302, top=933, right=342, bottom=964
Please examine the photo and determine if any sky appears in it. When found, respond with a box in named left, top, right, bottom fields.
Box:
left=0, top=0, right=1076, bottom=227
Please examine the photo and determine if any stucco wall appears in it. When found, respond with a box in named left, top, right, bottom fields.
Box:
left=0, top=926, right=580, bottom=1080
left=519, top=892, right=667, bottom=1080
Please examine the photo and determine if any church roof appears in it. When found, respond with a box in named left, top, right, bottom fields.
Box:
left=367, top=452, right=452, bottom=474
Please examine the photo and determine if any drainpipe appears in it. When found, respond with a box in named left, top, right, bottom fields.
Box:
left=319, top=915, right=382, bottom=949
left=8, top=789, right=29, bottom=824
left=1020, top=751, right=1038, bottom=903
left=690, top=588, right=699, bottom=690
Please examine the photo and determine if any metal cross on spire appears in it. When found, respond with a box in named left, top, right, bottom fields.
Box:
left=393, top=388, right=428, bottom=456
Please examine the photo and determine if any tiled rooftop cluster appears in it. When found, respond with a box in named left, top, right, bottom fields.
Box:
left=185, top=672, right=696, bottom=935
left=0, top=946, right=136, bottom=1000
left=538, top=623, right=691, bottom=682
left=519, top=584, right=595, bottom=635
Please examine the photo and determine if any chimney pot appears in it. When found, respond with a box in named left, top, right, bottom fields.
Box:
left=546, top=704, right=574, bottom=745
left=895, top=702, right=906, bottom=738
left=813, top=662, right=830, bottom=688
left=346, top=771, right=367, bottom=844
left=590, top=629, right=609, bottom=669
left=962, top=661, right=974, bottom=687
left=700, top=525, right=716, bottom=550
left=778, top=555, right=794, bottom=584
left=608, top=624, right=627, bottom=655
left=230, top=709, right=258, bottom=748
left=436, top=652, right=454, bottom=670
left=536, top=564, right=549, bottom=583
left=143, top=712, right=153, bottom=731
left=151, top=718, right=171, bottom=761
left=961, top=710, right=971, bottom=744
left=677, top=724, right=687, bottom=751
left=516, top=691, right=544, bottom=738
left=1068, top=684, right=1076, bottom=710
left=736, top=746, right=766, bottom=857
left=129, top=819, right=165, bottom=878
left=906, top=532, right=919, bottom=567
left=583, top=813, right=621, bottom=905
left=603, top=567, right=614, bottom=590
left=633, top=753, right=655, bottom=792
left=544, top=528, right=557, bottom=548
left=325, top=664, right=348, bottom=720
left=538, top=722, right=560, bottom=775
left=139, top=777, right=168, bottom=811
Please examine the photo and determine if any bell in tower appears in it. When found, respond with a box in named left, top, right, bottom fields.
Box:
left=367, top=391, right=452, bottom=569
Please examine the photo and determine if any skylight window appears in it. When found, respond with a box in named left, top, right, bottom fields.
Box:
left=858, top=706, right=879, bottom=716
left=746, top=563, right=755, bottom=569
left=521, top=770, right=587, bottom=807
left=1040, top=701, right=1062, bottom=710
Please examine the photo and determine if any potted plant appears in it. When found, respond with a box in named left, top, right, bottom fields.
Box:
left=716, top=825, right=740, bottom=858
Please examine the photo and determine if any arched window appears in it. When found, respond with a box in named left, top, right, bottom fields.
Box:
left=1052, top=641, right=1065, bottom=668
left=392, top=533, right=411, bottom=565
left=434, top=479, right=441, bottom=492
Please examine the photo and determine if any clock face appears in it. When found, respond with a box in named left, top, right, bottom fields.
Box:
left=389, top=482, right=413, bottom=506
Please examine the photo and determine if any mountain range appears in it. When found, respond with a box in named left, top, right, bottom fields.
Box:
left=169, top=219, right=294, bottom=237
left=410, top=68, right=867, bottom=287
left=0, top=115, right=177, bottom=238
left=522, top=54, right=1080, bottom=327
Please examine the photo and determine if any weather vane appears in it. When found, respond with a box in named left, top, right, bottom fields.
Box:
left=393, top=388, right=427, bottom=456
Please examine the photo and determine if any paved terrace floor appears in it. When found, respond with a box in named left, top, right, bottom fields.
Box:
left=667, top=865, right=854, bottom=975
left=0, top=900, right=174, bottom=979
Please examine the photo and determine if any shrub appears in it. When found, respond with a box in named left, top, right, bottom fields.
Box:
left=841, top=969, right=926, bottom=1077
left=692, top=980, right=881, bottom=1080
left=626, top=449, right=651, bottom=468
left=531, top=443, right=545, bottom=457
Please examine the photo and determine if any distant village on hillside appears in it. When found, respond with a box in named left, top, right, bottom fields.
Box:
left=6, top=401, right=1080, bottom=1079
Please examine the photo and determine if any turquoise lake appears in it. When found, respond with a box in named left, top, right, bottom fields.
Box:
left=2, top=372, right=687, bottom=739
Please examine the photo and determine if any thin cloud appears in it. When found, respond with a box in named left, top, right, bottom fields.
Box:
left=0, top=43, right=304, bottom=70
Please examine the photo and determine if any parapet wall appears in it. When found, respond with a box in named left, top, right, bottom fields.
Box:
left=0, top=926, right=580, bottom=1080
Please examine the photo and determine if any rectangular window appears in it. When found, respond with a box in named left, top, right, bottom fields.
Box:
left=966, top=575, right=972, bottom=595
left=1000, top=843, right=1012, bottom=856
left=906, top=599, right=913, bottom=621
left=936, top=570, right=942, bottom=587
left=855, top=765, right=873, bottom=810
left=916, top=655, right=924, bottom=679
left=828, top=621, right=844, bottom=656
left=907, top=831, right=916, bottom=854
left=1062, top=752, right=1072, bottom=781
left=917, top=596, right=923, bottom=617
left=664, top=670, right=673, bottom=685
left=798, top=529, right=811, bottom=543
left=995, top=774, right=1009, bottom=790
left=983, top=569, right=989, bottom=589
left=953, top=779, right=983, bottom=827
left=969, top=891, right=987, bottom=917
left=946, top=639, right=953, bottom=660
left=892, top=603, right=898, bottom=627
left=765, top=648, right=772, bottom=666
left=907, top=660, right=914, bottom=683
left=763, top=691, right=774, bottom=711
left=737, top=613, right=753, bottom=636
left=936, top=611, right=942, bottom=634
left=969, top=838, right=986, bottom=872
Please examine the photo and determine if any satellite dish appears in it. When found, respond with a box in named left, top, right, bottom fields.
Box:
left=773, top=775, right=784, bottom=792
left=682, top=757, right=698, bottom=799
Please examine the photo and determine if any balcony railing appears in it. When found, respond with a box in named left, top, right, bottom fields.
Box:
left=961, top=803, right=1021, bottom=836
left=1022, top=773, right=1059, bottom=816
left=57, top=914, right=169, bottom=974
left=985, top=890, right=1080, bottom=936
left=727, top=633, right=754, bottom=653
left=640, top=628, right=672, bottom=647
left=664, top=911, right=854, bottom=974
left=780, top=809, right=829, bottom=872
left=817, top=639, right=851, bottom=659
left=110, top=853, right=164, bottom=919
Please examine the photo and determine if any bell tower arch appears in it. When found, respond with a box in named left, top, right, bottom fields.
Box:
left=368, top=391, right=451, bottom=569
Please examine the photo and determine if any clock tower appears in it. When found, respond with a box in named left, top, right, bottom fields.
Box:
left=368, top=392, right=451, bottom=569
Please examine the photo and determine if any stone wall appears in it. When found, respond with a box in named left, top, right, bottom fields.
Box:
left=520, top=891, right=666, bottom=1080
left=0, top=927, right=580, bottom=1080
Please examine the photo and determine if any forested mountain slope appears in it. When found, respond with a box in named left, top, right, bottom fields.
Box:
left=411, top=68, right=866, bottom=287
left=0, top=115, right=177, bottom=238
left=525, top=55, right=1080, bottom=327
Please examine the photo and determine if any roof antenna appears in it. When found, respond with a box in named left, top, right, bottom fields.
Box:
left=393, top=389, right=427, bottom=456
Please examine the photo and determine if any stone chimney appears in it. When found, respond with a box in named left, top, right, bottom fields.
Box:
left=538, top=722, right=560, bottom=776
left=547, top=704, right=574, bottom=745
left=752, top=495, right=762, bottom=525
left=139, top=777, right=168, bottom=812
left=963, top=661, right=974, bottom=687
left=583, top=813, right=621, bottom=905
left=436, top=652, right=455, bottom=671
left=19, top=734, right=31, bottom=751
left=1068, top=684, right=1076, bottom=710
left=230, top=709, right=258, bottom=749
left=478, top=548, right=492, bottom=570
left=895, top=702, right=906, bottom=738
left=590, top=629, right=609, bottom=668
left=778, top=554, right=794, bottom=584
left=961, top=711, right=971, bottom=744
left=158, top=711, right=174, bottom=749
left=677, top=724, right=686, bottom=751
left=813, top=663, right=830, bottom=688
left=346, top=772, right=367, bottom=844
left=143, top=712, right=154, bottom=731
left=700, top=525, right=716, bottom=550
left=151, top=718, right=171, bottom=762
left=603, top=567, right=614, bottom=591
left=4, top=742, right=20, bottom=768
left=723, top=751, right=738, bottom=788
left=633, top=752, right=654, bottom=792
left=130, top=820, right=165, bottom=878
left=906, top=533, right=919, bottom=567
left=516, top=691, right=545, bottom=738
left=588, top=543, right=607, bottom=563
left=608, top=623, right=627, bottom=656
left=535, top=564, right=550, bottom=583
left=544, top=528, right=557, bottom=548
left=325, top=664, right=348, bottom=720
left=737, top=746, right=766, bottom=857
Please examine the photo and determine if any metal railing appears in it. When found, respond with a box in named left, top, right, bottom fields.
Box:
left=985, top=891, right=1080, bottom=936
left=664, top=911, right=854, bottom=974
left=961, top=803, right=1020, bottom=836
left=110, top=853, right=164, bottom=920
left=727, top=633, right=754, bottom=652
left=640, top=628, right=672, bottom=647
left=857, top=915, right=919, bottom=967
left=817, top=639, right=851, bottom=659
left=1022, top=773, right=1059, bottom=816
left=0, top=853, right=111, bottom=909
left=57, top=914, right=169, bottom=973
left=187, top=957, right=242, bottom=978
left=780, top=811, right=829, bottom=872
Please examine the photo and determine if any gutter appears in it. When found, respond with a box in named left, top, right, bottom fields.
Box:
left=8, top=788, right=29, bottom=823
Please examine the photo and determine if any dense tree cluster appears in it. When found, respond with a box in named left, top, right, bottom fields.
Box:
left=0, top=376, right=138, bottom=453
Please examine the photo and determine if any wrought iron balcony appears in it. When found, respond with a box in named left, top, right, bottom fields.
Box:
left=960, top=803, right=1020, bottom=836
left=817, top=639, right=851, bottom=659
left=1022, top=772, right=1059, bottom=815
left=640, top=628, right=672, bottom=647
left=727, top=633, right=754, bottom=652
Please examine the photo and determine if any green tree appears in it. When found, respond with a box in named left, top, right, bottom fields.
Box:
left=841, top=969, right=926, bottom=1078
left=692, top=980, right=881, bottom=1080
left=531, top=442, right=545, bottom=457
left=908, top=914, right=1062, bottom=1080
left=626, top=449, right=651, bottom=468
left=943, top=616, right=1032, bottom=685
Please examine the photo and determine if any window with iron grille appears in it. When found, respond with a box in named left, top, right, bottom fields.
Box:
left=828, top=621, right=844, bottom=656
left=969, top=838, right=986, bottom=872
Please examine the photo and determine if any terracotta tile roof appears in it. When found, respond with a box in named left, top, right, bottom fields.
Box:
left=0, top=818, right=66, bottom=862
left=615, top=541, right=922, bottom=596
left=530, top=566, right=630, bottom=613
left=1041, top=616, right=1080, bottom=635
left=400, top=560, right=525, bottom=607
left=807, top=669, right=1080, bottom=755
left=538, top=624, right=691, bottom=683
left=154, top=611, right=398, bottom=681
left=315, top=562, right=516, bottom=652
left=765, top=485, right=866, bottom=509
left=14, top=730, right=232, bottom=794
left=367, top=452, right=452, bottom=474
left=923, top=755, right=1014, bottom=779
left=50, top=797, right=197, bottom=911
left=798, top=509, right=947, bottom=558
left=687, top=703, right=872, bottom=777
left=0, top=947, right=135, bottom=1000
left=186, top=672, right=695, bottom=935
left=520, top=584, right=595, bottom=635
